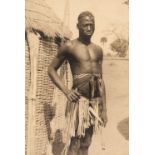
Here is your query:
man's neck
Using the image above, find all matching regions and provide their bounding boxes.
[78,35,91,45]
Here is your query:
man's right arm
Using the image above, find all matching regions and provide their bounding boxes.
[48,45,70,95]
[48,44,80,102]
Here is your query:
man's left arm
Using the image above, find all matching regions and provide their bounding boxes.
[99,46,108,127]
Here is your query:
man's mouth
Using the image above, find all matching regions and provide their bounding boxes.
[86,31,93,34]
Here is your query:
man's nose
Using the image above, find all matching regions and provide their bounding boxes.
[87,25,91,30]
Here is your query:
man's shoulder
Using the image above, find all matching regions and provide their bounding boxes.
[58,39,78,55]
[59,40,73,53]
[62,39,77,49]
[65,39,81,50]
[70,39,79,45]
[91,42,103,51]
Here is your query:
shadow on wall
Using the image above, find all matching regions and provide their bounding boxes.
[44,103,56,141]
[117,117,129,140]
[44,103,65,155]
[52,130,65,155]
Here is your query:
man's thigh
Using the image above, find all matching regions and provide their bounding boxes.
[69,126,93,151]
[80,126,93,148]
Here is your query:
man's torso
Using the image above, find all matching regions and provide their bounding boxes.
[65,39,103,98]
[66,39,103,74]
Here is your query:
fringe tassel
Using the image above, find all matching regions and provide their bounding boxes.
[77,98,90,136]
[62,101,79,155]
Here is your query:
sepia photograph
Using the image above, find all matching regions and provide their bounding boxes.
[25,0,129,155]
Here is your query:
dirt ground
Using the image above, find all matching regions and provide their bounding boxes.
[89,59,129,155]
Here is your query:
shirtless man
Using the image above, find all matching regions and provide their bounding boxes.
[48,11,107,155]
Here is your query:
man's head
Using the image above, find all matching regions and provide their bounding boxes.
[77,11,95,38]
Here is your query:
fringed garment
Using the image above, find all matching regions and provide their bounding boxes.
[62,74,105,155]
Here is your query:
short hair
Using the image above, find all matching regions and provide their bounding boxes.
[78,11,95,22]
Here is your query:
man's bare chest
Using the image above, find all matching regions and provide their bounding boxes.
[68,45,100,62]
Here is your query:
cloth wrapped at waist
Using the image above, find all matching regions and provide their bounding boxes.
[72,73,103,99]
[65,73,105,136]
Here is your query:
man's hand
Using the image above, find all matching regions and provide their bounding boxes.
[66,89,81,103]
[101,110,108,127]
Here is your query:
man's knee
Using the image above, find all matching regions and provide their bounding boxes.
[80,135,92,149]
[80,131,93,149]
[69,137,80,152]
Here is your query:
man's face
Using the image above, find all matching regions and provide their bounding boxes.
[78,16,95,37]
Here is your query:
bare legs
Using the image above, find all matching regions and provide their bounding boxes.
[67,126,93,155]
